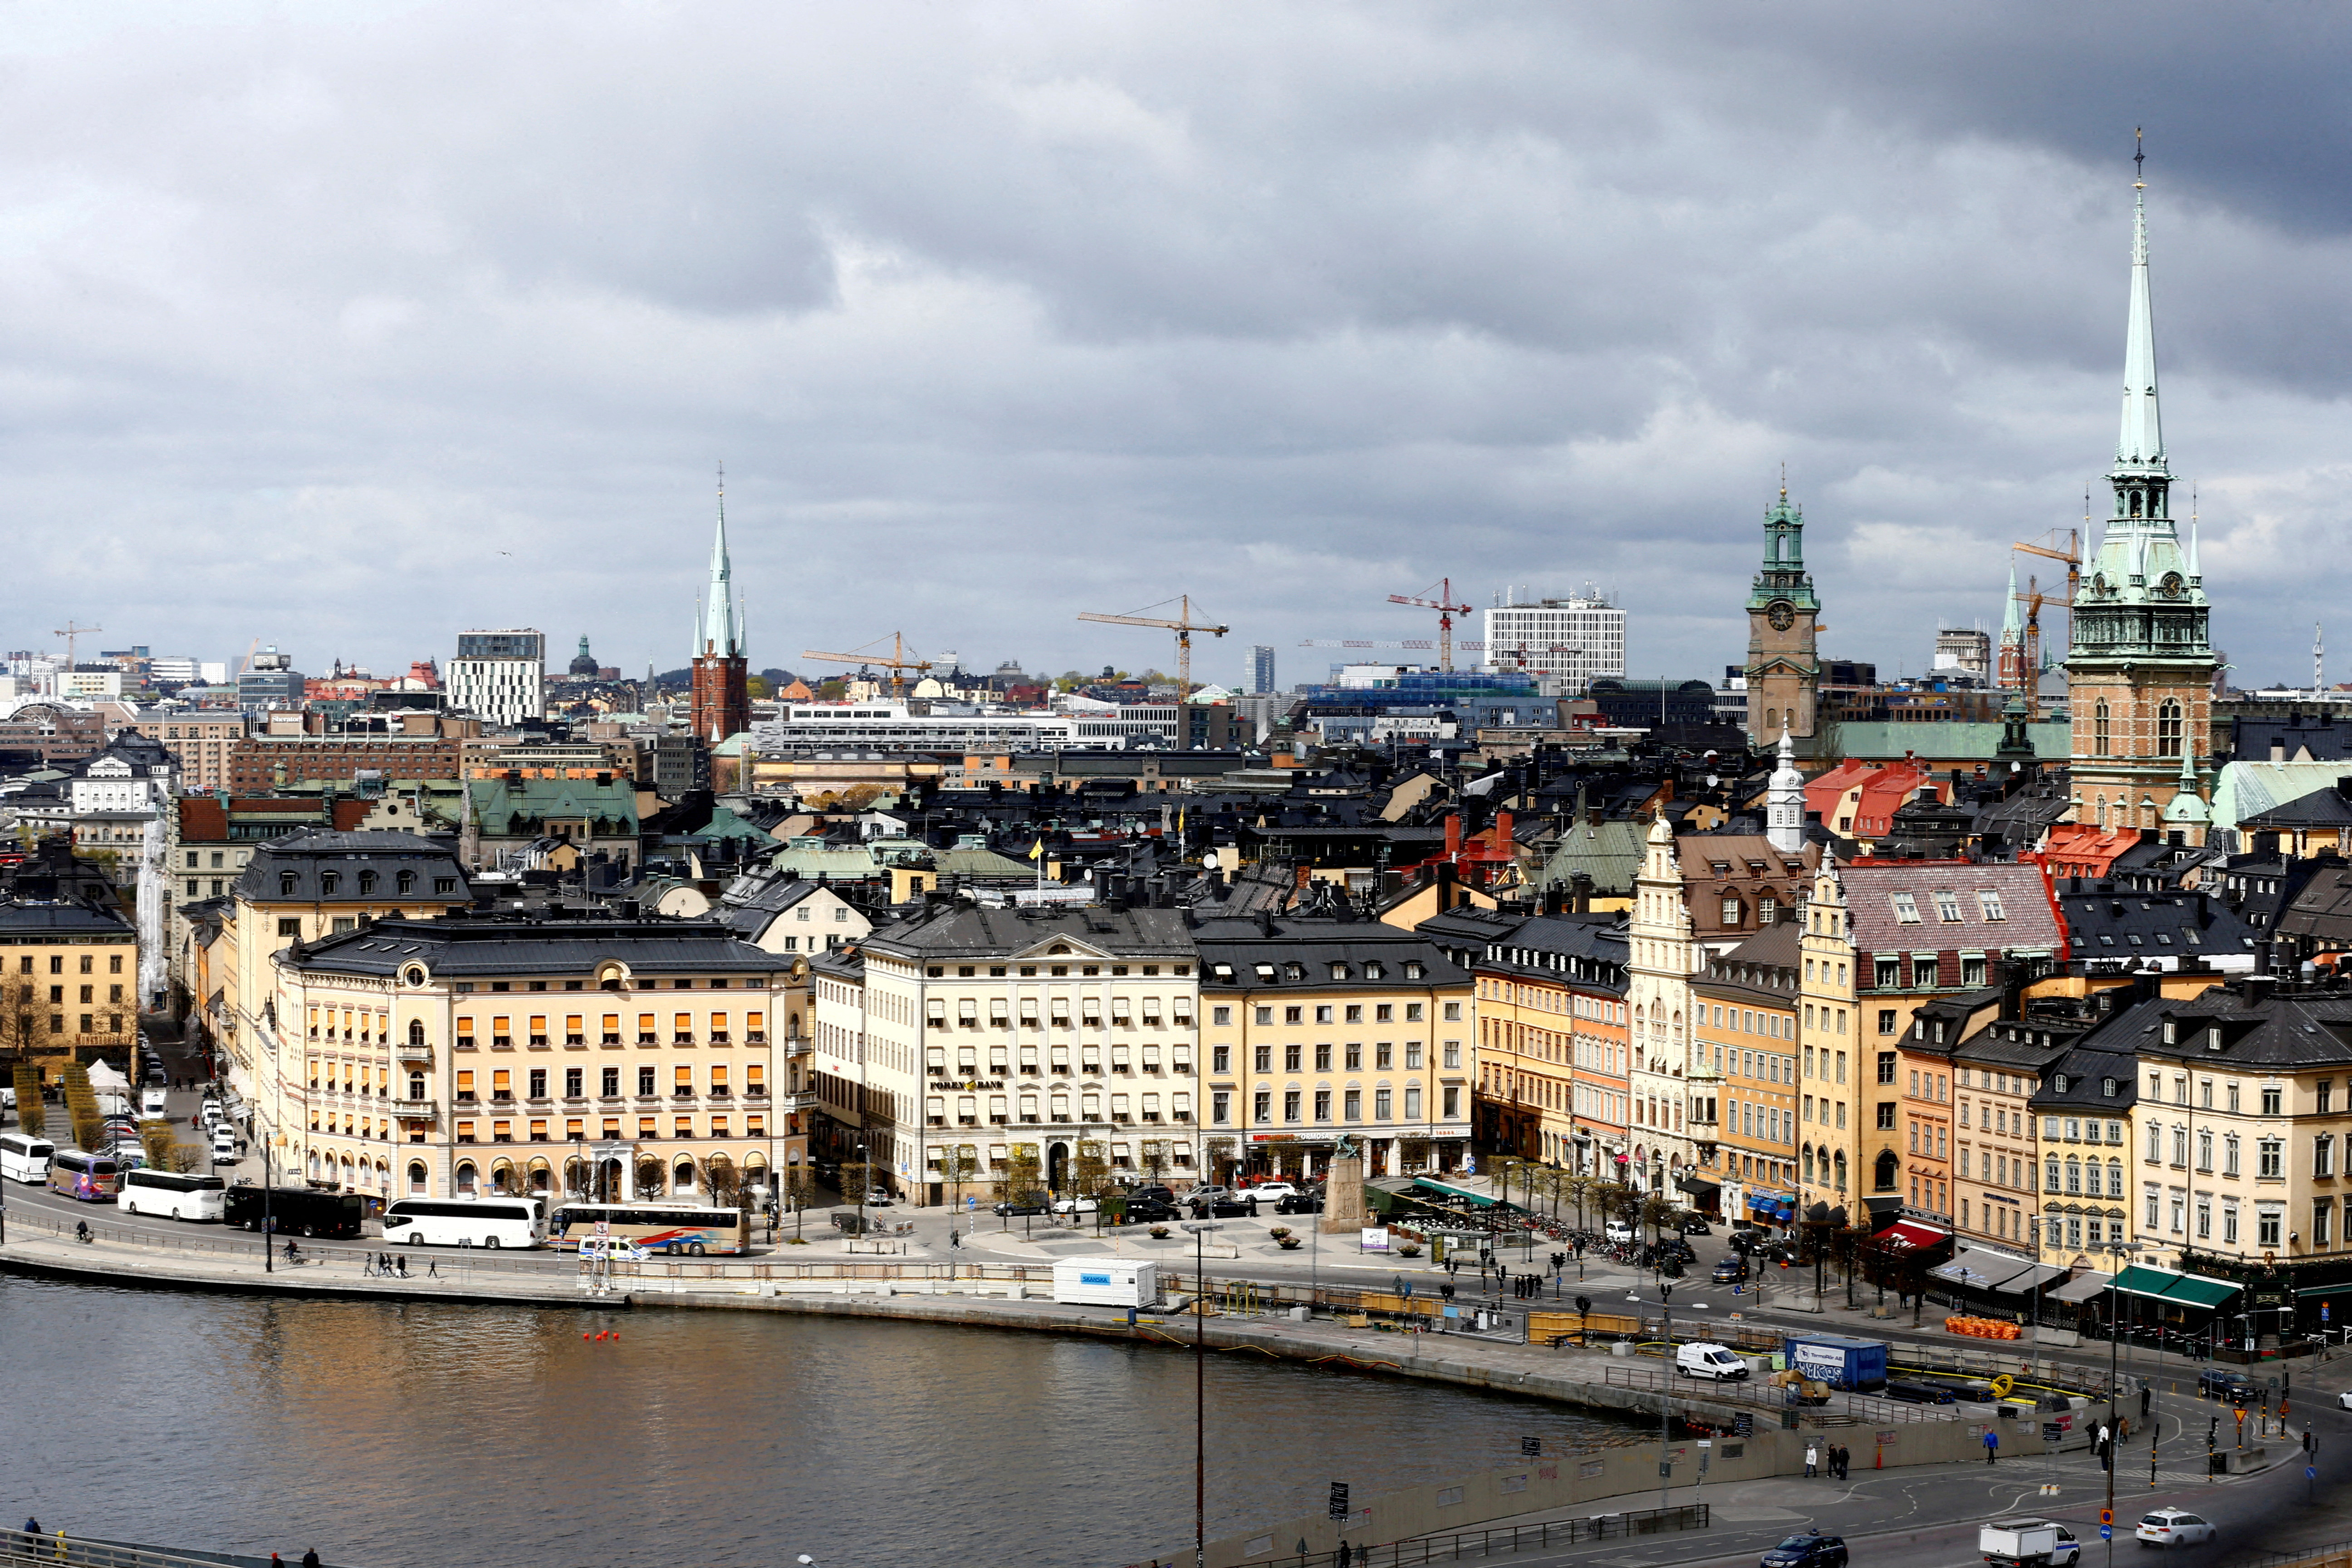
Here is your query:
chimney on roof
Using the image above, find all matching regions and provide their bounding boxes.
[1495,809,1513,848]
[1444,813,1461,858]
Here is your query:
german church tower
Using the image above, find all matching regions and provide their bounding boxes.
[2066,153,2216,838]
[1744,487,1822,755]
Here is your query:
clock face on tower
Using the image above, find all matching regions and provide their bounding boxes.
[1767,600,1795,631]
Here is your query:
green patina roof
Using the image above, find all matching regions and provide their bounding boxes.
[468,776,639,837]
[1830,721,2071,763]
[1535,816,1646,894]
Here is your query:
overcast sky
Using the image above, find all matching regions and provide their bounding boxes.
[4,3,2347,691]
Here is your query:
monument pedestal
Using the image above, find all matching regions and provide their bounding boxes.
[1318,1153,1368,1236]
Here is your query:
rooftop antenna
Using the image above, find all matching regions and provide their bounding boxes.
[2134,127,2145,189]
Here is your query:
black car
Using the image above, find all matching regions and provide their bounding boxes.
[1883,1379,1956,1405]
[1122,1199,1179,1224]
[1711,1257,1750,1283]
[1203,1197,1255,1217]
[1276,1192,1326,1215]
[1760,1533,1846,1568]
[1680,1216,1712,1236]
[1127,1184,1179,1206]
[2198,1369,2254,1404]
[993,1196,1050,1217]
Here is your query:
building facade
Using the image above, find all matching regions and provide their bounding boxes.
[263,911,795,1205]
[1198,915,1473,1181]
[1483,594,1626,692]
[811,906,1205,1204]
[1690,924,1801,1226]
[690,490,750,745]
[1625,814,1696,1194]
[447,631,547,727]
[146,712,250,794]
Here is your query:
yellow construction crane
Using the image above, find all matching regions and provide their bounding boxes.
[1078,595,1229,704]
[2012,528,2082,720]
[799,632,932,701]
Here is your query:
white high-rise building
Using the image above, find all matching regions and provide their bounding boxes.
[1484,593,1625,692]
[447,630,546,726]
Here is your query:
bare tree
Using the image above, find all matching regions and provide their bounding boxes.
[937,1143,978,1210]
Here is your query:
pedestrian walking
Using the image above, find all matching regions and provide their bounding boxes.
[1805,1442,1818,1478]
[22,1517,39,1541]
[2141,1385,2151,1419]
[302,1549,320,1568]
[1983,1428,1999,1464]
[426,1258,438,1278]
[1838,1444,1851,1479]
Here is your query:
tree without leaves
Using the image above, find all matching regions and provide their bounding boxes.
[995,1143,1042,1206]
[937,1144,978,1209]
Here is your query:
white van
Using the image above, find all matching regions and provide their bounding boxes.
[139,1087,168,1118]
[1676,1341,1751,1381]
[210,1127,239,1164]
[0,1132,53,1184]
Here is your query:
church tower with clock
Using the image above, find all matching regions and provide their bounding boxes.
[1744,485,1822,755]
[2065,153,2216,840]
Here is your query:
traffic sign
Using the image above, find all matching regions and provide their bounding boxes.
[2100,1528,2113,1542]
[1329,1483,1350,1521]
[2310,1467,2320,1481]
[2100,1509,2113,1526]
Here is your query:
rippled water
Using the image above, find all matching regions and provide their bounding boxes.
[0,1277,1635,1568]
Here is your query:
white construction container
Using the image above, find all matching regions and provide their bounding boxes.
[1051,1257,1161,1308]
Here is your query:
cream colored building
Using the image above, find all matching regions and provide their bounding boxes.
[1626,814,1698,1194]
[146,711,250,795]
[809,905,1203,1203]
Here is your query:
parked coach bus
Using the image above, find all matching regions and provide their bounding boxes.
[223,1186,367,1239]
[552,1203,749,1256]
[382,1197,547,1249]
[47,1151,122,1202]
[0,1133,52,1185]
[118,1168,228,1223]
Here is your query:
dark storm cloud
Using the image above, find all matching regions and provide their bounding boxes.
[0,2,2345,689]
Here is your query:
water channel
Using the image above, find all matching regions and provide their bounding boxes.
[1,1277,1641,1568]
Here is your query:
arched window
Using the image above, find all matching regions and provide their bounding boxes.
[2095,796,2108,829]
[2094,701,2111,757]
[2107,1158,2123,1196]
[673,1156,698,1193]
[2158,699,2183,757]
[1833,1150,1847,1191]
[1872,1149,1898,1192]
[2045,1157,2061,1192]
[455,1161,477,1193]
[408,1019,426,1046]
[1802,1144,1816,1182]
[2065,1156,2082,1194]
[1765,708,1779,734]
[407,1161,427,1196]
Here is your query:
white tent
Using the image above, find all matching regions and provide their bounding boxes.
[86,1061,130,1094]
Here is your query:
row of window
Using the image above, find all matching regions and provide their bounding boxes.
[447,1013,767,1046]
[2150,1068,2297,1112]
[2144,1121,2298,1177]
[1210,1085,1459,1125]
[277,868,457,897]
[932,996,1193,1026]
[1887,889,2008,925]
[455,1115,769,1143]
[9,953,122,975]
[927,1042,1194,1074]
[926,1090,1193,1124]
[451,1064,768,1100]
[2146,1188,2296,1248]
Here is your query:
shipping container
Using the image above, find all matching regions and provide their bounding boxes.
[1051,1257,1161,1308]
[1782,1333,1888,1391]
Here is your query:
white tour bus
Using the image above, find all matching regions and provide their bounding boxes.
[382,1196,548,1249]
[0,1133,53,1185]
[118,1168,229,1222]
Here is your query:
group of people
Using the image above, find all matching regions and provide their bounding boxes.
[1803,1441,1853,1479]
[360,1253,412,1279]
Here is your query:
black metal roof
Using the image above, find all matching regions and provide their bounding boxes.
[0,901,134,936]
[858,903,1196,961]
[283,912,788,979]
[233,829,472,904]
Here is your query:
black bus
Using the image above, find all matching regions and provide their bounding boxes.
[223,1186,366,1239]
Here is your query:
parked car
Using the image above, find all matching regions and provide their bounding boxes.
[1182,1184,1234,1206]
[1051,1196,1100,1216]
[2337,1388,2352,1412]
[1205,1197,1255,1217]
[1711,1257,1750,1283]
[1604,1220,1635,1244]
[1676,1342,1750,1381]
[1679,1215,1713,1236]
[863,1190,895,1208]
[209,1128,239,1164]
[2134,1510,2214,1548]
[1123,1199,1179,1225]
[1241,1181,1301,1206]
[1760,1532,1847,1568]
[1275,1192,1326,1215]
[993,1195,1049,1217]
[2198,1370,2254,1404]
[1126,1184,1178,1206]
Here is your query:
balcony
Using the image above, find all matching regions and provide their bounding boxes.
[395,1043,430,1064]
[776,1091,816,1112]
[783,1037,811,1058]
[394,1100,439,1119]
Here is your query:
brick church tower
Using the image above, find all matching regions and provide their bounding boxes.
[691,477,750,745]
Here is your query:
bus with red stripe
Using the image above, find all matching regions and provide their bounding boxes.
[551,1203,749,1256]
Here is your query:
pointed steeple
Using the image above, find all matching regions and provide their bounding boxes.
[2118,130,2165,472]
[1767,725,1805,853]
[2001,562,2022,637]
[701,466,740,659]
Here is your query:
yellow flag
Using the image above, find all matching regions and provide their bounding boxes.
[1028,838,1043,861]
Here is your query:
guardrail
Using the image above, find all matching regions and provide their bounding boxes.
[1241,1503,1711,1568]
[1599,1362,1946,1424]
[0,1529,343,1568]
[2225,1541,2352,1568]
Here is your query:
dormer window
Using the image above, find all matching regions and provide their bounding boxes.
[1890,893,1921,925]
[319,872,339,896]
[2053,1075,2068,1093]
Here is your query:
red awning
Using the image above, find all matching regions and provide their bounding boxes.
[1879,1219,1951,1250]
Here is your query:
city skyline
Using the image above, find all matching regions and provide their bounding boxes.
[0,7,2346,686]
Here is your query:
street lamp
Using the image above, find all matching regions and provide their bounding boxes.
[1625,1278,1708,1517]
[2101,1238,2144,1568]
[1182,1220,1224,1568]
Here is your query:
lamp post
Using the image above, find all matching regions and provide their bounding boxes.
[1182,1220,1224,1568]
[2103,1239,2143,1568]
[262,1132,274,1273]
[1626,1278,1707,1517]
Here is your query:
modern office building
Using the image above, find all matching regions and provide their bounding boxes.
[1483,593,1625,691]
[447,631,546,726]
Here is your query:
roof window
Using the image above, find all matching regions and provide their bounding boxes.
[1890,892,1921,924]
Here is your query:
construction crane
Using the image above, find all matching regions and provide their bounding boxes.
[799,632,933,700]
[1387,579,1475,672]
[2012,528,2082,720]
[52,622,101,684]
[1078,595,1228,704]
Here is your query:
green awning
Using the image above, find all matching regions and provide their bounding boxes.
[2110,1264,2240,1310]
[2295,1283,2352,1299]
[1411,1176,1527,1212]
